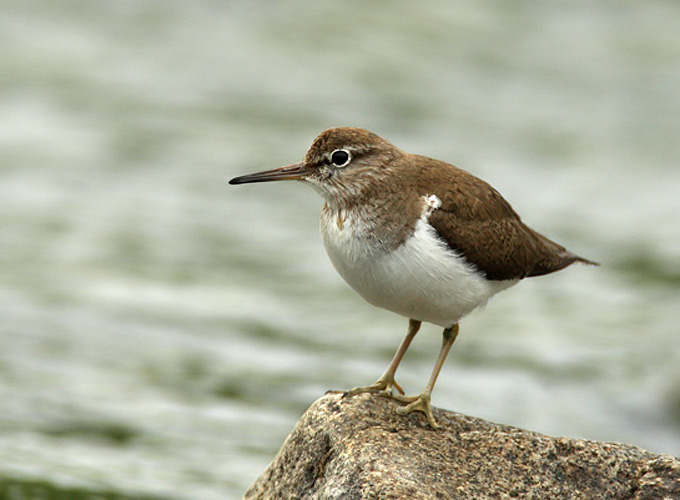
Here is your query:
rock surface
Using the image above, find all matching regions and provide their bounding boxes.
[244,393,679,500]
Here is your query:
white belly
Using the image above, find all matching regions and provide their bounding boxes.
[320,206,516,328]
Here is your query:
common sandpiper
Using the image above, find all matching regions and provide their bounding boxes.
[229,127,597,428]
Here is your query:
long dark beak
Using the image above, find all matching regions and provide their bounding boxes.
[229,162,309,185]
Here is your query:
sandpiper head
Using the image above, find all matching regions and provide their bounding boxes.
[229,127,401,201]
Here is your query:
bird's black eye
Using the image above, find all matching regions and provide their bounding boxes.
[330,149,351,167]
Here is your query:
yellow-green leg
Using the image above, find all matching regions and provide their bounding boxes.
[393,323,460,429]
[345,319,422,397]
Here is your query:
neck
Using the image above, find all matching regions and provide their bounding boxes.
[307,174,379,211]
[319,181,424,254]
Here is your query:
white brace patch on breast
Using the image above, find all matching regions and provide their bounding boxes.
[422,194,442,219]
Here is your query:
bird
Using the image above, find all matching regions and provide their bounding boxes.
[229,127,597,428]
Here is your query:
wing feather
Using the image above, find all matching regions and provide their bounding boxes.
[410,155,595,281]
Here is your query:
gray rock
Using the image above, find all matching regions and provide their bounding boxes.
[244,393,679,500]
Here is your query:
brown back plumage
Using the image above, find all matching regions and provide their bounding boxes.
[410,154,597,281]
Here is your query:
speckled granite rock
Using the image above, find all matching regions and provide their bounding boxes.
[243,393,679,500]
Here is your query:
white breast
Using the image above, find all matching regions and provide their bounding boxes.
[320,196,517,327]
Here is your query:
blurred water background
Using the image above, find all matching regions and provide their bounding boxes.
[1,1,679,498]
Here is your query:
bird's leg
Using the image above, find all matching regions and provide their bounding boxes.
[393,323,460,429]
[344,319,421,398]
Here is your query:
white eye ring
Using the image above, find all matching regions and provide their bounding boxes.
[330,149,351,167]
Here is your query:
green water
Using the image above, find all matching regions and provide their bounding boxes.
[1,1,679,498]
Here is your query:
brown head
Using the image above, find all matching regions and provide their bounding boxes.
[229,127,404,203]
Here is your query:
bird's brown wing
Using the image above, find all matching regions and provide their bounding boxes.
[415,157,593,281]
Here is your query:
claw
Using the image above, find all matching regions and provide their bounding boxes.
[345,373,405,399]
[394,391,439,429]
[325,389,350,396]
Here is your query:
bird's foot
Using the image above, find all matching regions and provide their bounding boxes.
[392,390,439,429]
[341,373,405,399]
